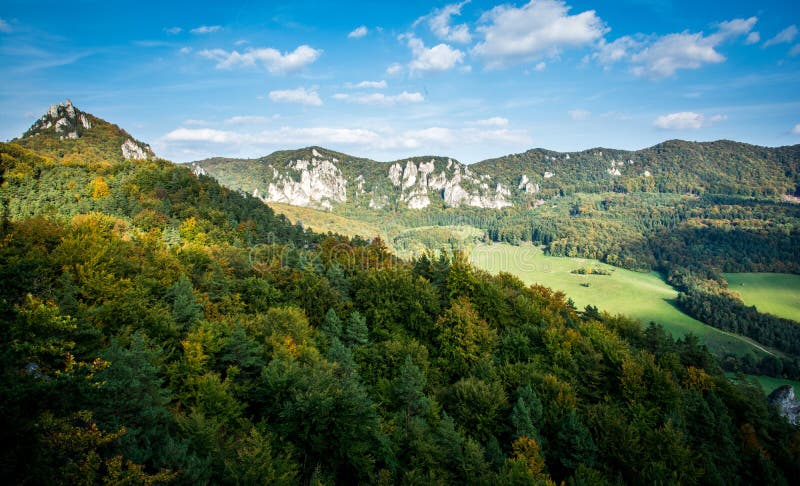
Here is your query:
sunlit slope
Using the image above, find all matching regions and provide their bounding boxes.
[470,243,773,357]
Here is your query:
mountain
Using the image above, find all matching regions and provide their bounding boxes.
[190,140,800,212]
[1,101,308,247]
[11,99,154,163]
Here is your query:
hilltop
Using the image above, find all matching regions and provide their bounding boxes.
[11,99,155,164]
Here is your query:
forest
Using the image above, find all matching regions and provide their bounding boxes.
[3,136,800,484]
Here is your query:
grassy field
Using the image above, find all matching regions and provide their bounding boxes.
[470,243,773,358]
[726,372,800,396]
[724,273,800,322]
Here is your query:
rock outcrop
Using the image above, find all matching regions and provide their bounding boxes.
[768,385,800,425]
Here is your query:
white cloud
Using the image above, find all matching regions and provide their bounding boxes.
[333,91,424,105]
[234,39,249,46]
[164,128,240,143]
[183,119,209,126]
[346,80,387,89]
[631,32,726,78]
[0,18,12,33]
[712,17,758,42]
[790,44,800,57]
[268,87,323,106]
[415,1,472,44]
[745,32,761,45]
[191,25,222,34]
[386,63,403,76]
[595,17,757,78]
[179,47,192,54]
[764,25,798,47]
[534,61,546,71]
[792,124,800,135]
[404,35,464,73]
[164,26,182,35]
[199,45,322,73]
[653,112,726,130]
[568,109,591,121]
[225,116,270,125]
[472,0,607,69]
[348,25,368,39]
[654,112,704,130]
[473,117,509,127]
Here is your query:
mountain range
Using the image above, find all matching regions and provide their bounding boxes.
[191,140,800,212]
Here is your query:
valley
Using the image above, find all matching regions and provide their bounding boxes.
[2,99,800,484]
[469,243,777,358]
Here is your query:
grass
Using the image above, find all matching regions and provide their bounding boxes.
[469,243,773,358]
[724,273,800,323]
[726,372,800,397]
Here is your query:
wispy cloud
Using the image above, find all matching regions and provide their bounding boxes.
[414,1,472,44]
[164,26,182,35]
[345,80,387,89]
[568,109,591,121]
[225,115,273,124]
[332,91,424,105]
[199,45,322,73]
[268,87,323,106]
[0,18,13,33]
[653,111,726,130]
[191,25,222,35]
[764,25,798,47]
[348,25,368,39]
[594,17,758,79]
[472,117,509,127]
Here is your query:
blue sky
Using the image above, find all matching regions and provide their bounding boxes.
[1,0,799,163]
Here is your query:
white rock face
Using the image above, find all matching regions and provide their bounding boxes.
[406,186,431,209]
[191,163,208,177]
[121,139,150,160]
[643,170,652,177]
[260,157,347,211]
[80,114,92,129]
[544,171,554,179]
[607,168,622,176]
[389,163,403,187]
[518,175,539,194]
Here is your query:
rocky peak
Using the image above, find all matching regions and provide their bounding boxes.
[20,99,155,161]
[26,99,91,140]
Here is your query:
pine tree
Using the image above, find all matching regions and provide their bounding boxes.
[321,308,342,340]
[168,274,201,327]
[344,311,369,346]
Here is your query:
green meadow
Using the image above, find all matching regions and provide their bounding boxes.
[470,243,774,358]
[724,273,800,323]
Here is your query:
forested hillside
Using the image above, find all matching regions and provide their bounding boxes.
[2,104,800,484]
